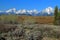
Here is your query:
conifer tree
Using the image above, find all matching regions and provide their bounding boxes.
[54,6,58,25]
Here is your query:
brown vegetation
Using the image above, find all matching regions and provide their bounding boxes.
[17,16,54,24]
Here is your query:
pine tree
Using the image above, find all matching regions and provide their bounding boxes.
[54,6,58,25]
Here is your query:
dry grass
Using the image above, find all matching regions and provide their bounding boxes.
[0,15,54,24]
[17,16,54,24]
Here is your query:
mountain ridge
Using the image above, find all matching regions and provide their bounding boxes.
[0,7,54,16]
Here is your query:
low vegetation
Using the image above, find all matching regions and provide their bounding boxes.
[0,24,60,40]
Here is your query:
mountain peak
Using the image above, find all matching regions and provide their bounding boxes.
[6,8,16,13]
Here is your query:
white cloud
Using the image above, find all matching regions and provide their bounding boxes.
[42,7,54,14]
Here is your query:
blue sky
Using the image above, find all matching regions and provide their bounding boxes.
[0,0,60,11]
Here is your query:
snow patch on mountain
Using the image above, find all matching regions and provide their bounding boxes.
[16,9,27,14]
[6,8,16,13]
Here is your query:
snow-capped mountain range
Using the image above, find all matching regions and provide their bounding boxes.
[0,7,54,16]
